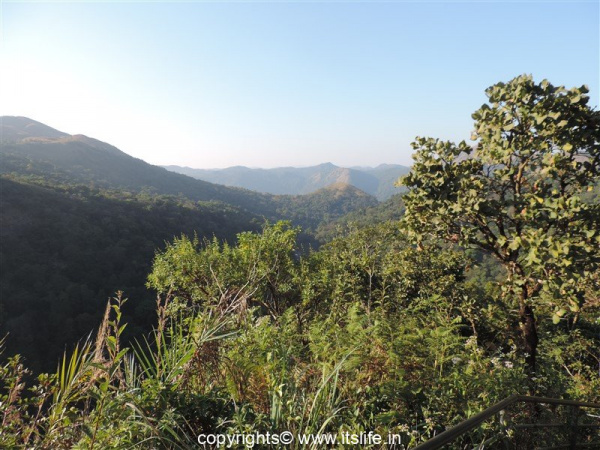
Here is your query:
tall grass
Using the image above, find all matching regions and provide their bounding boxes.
[0,293,235,449]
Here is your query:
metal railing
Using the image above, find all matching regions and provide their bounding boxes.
[413,395,600,450]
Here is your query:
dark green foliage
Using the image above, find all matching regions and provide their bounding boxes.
[0,175,260,371]
[274,183,378,236]
[315,193,405,241]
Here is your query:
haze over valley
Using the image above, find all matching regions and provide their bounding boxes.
[163,163,410,200]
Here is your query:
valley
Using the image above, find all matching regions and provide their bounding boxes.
[0,116,392,370]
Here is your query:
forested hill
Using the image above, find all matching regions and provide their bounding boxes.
[0,116,380,370]
[0,117,279,217]
[0,117,378,228]
[0,176,266,370]
[315,192,405,241]
[275,182,378,232]
[164,162,410,200]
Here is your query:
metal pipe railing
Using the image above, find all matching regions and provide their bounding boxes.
[412,395,600,450]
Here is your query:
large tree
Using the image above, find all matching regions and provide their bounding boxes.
[400,75,600,374]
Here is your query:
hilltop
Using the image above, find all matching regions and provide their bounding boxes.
[163,161,410,200]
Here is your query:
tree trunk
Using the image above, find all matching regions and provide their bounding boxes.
[519,301,538,375]
[519,286,541,440]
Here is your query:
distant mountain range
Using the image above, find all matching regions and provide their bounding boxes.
[0,117,382,221]
[163,162,410,201]
[0,116,390,370]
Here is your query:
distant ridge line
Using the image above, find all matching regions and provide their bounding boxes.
[163,162,410,201]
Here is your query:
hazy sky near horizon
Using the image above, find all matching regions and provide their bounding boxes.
[1,1,598,169]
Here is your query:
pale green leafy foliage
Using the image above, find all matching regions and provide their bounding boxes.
[402,76,599,300]
[204,223,535,446]
[1,219,599,448]
[400,75,600,371]
[148,221,300,318]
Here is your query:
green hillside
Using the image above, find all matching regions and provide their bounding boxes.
[315,192,406,241]
[0,117,379,231]
[0,176,263,370]
[0,117,279,217]
[0,117,381,370]
[274,182,378,233]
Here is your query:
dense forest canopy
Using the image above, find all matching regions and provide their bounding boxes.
[0,76,599,448]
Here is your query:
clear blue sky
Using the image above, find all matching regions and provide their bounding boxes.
[1,1,598,168]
